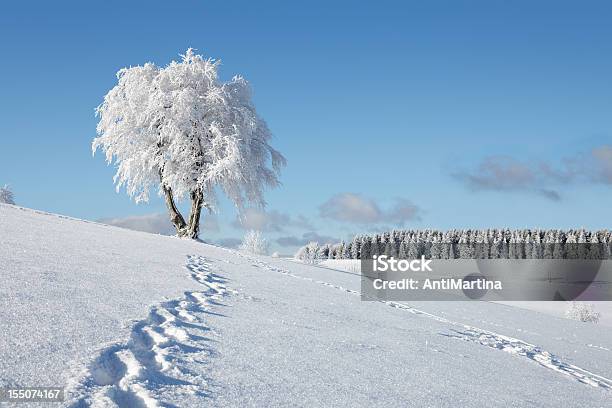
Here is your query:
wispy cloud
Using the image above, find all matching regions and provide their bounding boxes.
[452,145,612,201]
[318,193,422,225]
[98,212,219,235]
[452,156,562,201]
[593,145,612,183]
[232,208,313,232]
[98,213,176,235]
[215,237,242,249]
[276,232,338,247]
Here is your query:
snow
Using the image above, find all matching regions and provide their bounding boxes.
[498,301,612,327]
[0,204,205,402]
[318,258,361,272]
[317,259,612,327]
[1,204,612,407]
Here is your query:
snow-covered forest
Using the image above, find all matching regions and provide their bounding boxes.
[296,229,612,261]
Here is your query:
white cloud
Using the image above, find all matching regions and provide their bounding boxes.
[99,212,219,235]
[319,193,422,225]
[215,237,242,248]
[453,145,612,201]
[593,145,612,183]
[232,208,313,232]
[276,232,338,247]
[452,156,561,201]
[99,213,175,235]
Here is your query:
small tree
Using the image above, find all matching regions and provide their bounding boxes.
[336,242,345,259]
[407,236,419,259]
[360,236,371,260]
[430,235,442,259]
[350,236,361,259]
[587,234,602,260]
[345,242,353,259]
[93,49,285,239]
[565,302,600,323]
[565,233,579,259]
[398,238,409,259]
[319,244,331,259]
[295,241,321,264]
[553,231,565,259]
[239,230,269,255]
[0,185,14,205]
[370,236,380,257]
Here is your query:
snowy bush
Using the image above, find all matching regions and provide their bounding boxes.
[0,185,14,205]
[271,252,280,258]
[565,302,600,323]
[239,230,269,255]
[294,242,322,264]
[294,245,308,262]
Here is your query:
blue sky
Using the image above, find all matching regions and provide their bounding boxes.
[1,0,611,252]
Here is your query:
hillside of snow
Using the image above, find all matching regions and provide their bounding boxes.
[1,203,612,407]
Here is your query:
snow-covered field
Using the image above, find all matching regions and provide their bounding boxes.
[317,259,361,273]
[316,259,612,327]
[1,203,612,407]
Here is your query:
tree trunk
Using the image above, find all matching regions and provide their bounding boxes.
[185,188,204,239]
[161,184,187,235]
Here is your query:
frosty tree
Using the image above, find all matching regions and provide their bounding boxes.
[239,230,269,255]
[93,49,285,239]
[0,185,15,205]
[294,241,322,264]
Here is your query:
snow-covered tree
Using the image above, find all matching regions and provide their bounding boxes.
[0,185,14,205]
[543,231,555,259]
[489,237,501,259]
[328,245,336,260]
[458,233,473,259]
[531,231,543,259]
[430,234,442,259]
[345,242,353,259]
[335,245,343,259]
[407,236,419,259]
[360,236,371,260]
[93,49,285,239]
[350,236,361,259]
[398,238,409,259]
[587,234,602,260]
[384,241,394,257]
[239,230,269,255]
[577,230,589,259]
[565,232,579,259]
[321,228,612,261]
[294,245,308,261]
[370,236,380,257]
[294,241,322,264]
[318,244,331,259]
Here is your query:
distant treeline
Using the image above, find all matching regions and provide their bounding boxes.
[295,229,612,261]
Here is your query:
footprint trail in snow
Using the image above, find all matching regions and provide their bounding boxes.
[65,255,229,408]
[240,253,612,390]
